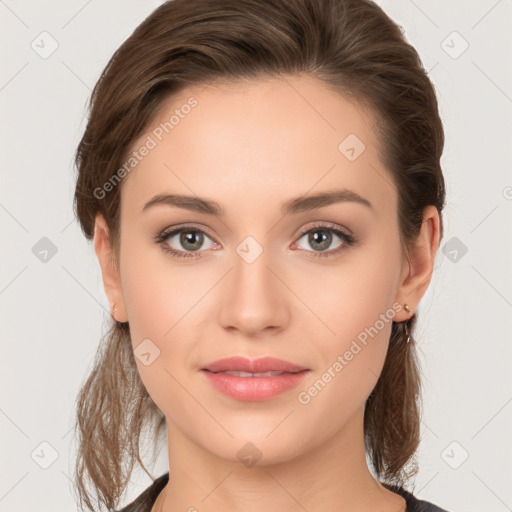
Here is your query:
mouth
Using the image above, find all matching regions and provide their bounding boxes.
[203,369,305,377]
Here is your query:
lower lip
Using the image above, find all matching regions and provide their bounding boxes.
[201,369,311,401]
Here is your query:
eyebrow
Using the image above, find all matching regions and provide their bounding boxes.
[141,188,373,217]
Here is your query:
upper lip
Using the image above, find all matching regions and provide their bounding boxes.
[202,356,308,373]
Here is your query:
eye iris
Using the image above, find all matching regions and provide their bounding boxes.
[181,230,203,251]
[309,229,331,251]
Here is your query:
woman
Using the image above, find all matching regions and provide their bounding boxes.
[72,0,450,511]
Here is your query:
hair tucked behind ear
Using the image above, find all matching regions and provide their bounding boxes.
[72,0,445,509]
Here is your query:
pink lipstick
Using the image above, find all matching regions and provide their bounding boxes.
[201,356,311,401]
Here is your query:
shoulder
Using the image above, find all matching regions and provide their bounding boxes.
[381,482,451,512]
[115,472,169,512]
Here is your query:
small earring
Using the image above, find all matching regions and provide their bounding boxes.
[111,302,118,318]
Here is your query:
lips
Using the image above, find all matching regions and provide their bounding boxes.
[202,356,308,374]
[201,356,311,401]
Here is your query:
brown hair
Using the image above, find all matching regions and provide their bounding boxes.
[72,0,446,510]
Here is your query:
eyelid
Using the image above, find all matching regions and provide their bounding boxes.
[296,221,352,238]
[155,222,217,241]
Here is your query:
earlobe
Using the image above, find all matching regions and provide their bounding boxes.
[93,214,128,322]
[394,205,441,322]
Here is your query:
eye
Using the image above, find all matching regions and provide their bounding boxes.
[155,225,218,259]
[292,222,356,258]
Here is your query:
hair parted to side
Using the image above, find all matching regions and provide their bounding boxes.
[72,0,446,510]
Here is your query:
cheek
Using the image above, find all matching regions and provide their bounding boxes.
[294,237,401,410]
[294,236,400,347]
[118,243,212,412]
[295,285,396,438]
[119,237,207,342]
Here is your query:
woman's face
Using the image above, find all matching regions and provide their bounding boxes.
[98,74,423,465]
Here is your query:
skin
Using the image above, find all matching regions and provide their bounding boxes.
[94,73,440,512]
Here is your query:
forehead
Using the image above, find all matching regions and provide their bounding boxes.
[120,74,396,219]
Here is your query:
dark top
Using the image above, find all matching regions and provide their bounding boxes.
[116,472,450,512]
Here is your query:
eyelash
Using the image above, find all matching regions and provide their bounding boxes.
[154,222,357,260]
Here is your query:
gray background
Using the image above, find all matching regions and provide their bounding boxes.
[1,0,511,510]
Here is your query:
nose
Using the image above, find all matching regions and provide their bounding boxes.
[217,248,290,336]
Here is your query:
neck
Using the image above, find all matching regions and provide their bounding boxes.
[156,406,405,512]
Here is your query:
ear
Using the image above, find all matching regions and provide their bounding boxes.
[394,205,441,322]
[93,213,128,323]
